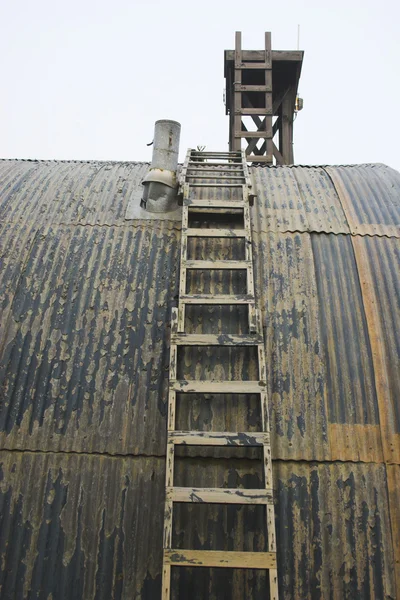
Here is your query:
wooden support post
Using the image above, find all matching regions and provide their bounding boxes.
[234,31,242,152]
[282,89,294,164]
[178,206,188,332]
[265,32,273,163]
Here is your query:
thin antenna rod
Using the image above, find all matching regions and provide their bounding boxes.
[297,24,300,50]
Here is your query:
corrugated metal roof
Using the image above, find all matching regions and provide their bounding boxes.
[252,163,400,237]
[252,230,330,461]
[252,165,351,234]
[312,233,379,424]
[326,164,400,238]
[0,159,149,226]
[352,235,400,464]
[0,450,164,599]
[0,451,395,599]
[0,221,180,455]
[311,233,384,463]
[274,461,395,599]
[0,159,399,598]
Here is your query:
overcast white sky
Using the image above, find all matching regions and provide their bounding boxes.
[1,0,399,170]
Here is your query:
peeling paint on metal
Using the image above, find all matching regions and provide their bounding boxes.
[251,165,350,234]
[252,230,330,461]
[0,159,150,226]
[171,459,395,599]
[325,164,400,238]
[0,222,180,455]
[275,461,395,600]
[351,235,400,463]
[0,451,163,599]
[0,159,399,599]
[311,233,384,462]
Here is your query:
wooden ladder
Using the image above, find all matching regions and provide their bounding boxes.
[162,149,278,599]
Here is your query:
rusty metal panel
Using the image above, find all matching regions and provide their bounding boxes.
[0,158,399,599]
[171,458,395,599]
[0,452,395,600]
[352,236,400,464]
[274,461,395,600]
[325,164,400,238]
[311,233,383,462]
[251,165,350,234]
[0,222,180,455]
[0,450,164,600]
[252,230,330,461]
[0,159,149,226]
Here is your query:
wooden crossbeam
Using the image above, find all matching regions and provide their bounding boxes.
[170,380,266,393]
[167,487,274,504]
[184,260,250,270]
[168,430,270,445]
[179,294,254,304]
[185,228,247,238]
[164,549,277,569]
[171,333,263,346]
[184,200,245,209]
[190,182,244,187]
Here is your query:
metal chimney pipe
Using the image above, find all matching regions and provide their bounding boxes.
[141,119,181,212]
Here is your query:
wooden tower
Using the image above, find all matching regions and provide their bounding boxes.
[224,32,303,164]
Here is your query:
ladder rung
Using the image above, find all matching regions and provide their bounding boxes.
[236,108,272,116]
[180,294,254,304]
[190,157,241,161]
[188,176,245,180]
[171,333,263,346]
[164,549,277,569]
[191,152,241,156]
[189,183,244,187]
[187,168,244,173]
[170,380,265,393]
[184,260,251,270]
[168,430,269,446]
[234,84,272,92]
[186,208,244,215]
[185,228,247,237]
[184,200,245,208]
[236,62,269,69]
[235,132,271,139]
[167,487,273,504]
[188,161,242,166]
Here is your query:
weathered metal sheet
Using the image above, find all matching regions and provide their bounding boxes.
[0,222,180,455]
[252,230,330,461]
[274,461,395,600]
[0,450,164,599]
[0,159,149,226]
[311,233,383,462]
[0,451,393,600]
[0,221,39,350]
[172,459,395,599]
[352,235,400,463]
[251,165,350,234]
[0,159,399,599]
[325,164,400,238]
